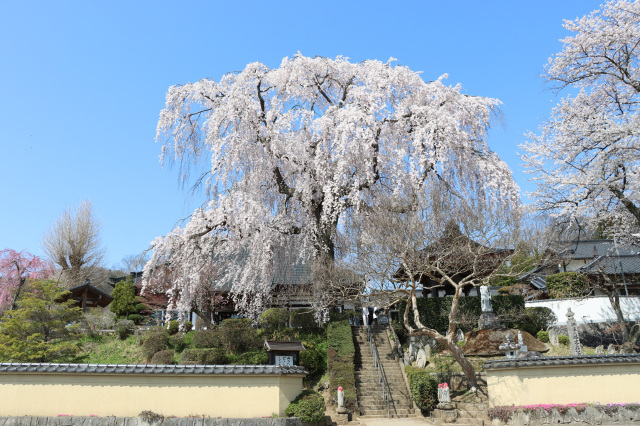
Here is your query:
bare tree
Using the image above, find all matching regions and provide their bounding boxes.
[121,252,150,274]
[42,200,105,288]
[348,187,523,391]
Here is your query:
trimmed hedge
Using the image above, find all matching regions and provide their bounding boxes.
[327,319,356,411]
[235,350,268,365]
[259,308,289,330]
[169,333,188,352]
[398,294,525,332]
[537,331,549,343]
[299,341,326,376]
[192,329,222,348]
[180,348,228,364]
[290,310,318,330]
[405,366,438,414]
[115,319,135,340]
[142,331,170,360]
[518,307,557,336]
[546,272,588,299]
[219,318,261,353]
[285,389,326,423]
[150,350,175,365]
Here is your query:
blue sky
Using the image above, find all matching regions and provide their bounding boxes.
[0,1,603,268]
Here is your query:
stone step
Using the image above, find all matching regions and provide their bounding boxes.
[355,375,407,382]
[359,408,415,416]
[358,397,412,405]
[359,401,413,409]
[352,325,416,419]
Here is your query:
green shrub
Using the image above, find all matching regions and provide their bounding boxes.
[150,350,175,364]
[290,310,318,330]
[546,272,588,299]
[142,331,170,360]
[328,311,352,322]
[259,308,289,330]
[392,319,407,345]
[517,307,557,336]
[169,333,187,352]
[537,331,549,343]
[183,321,193,332]
[327,320,355,358]
[558,335,570,346]
[192,329,222,348]
[398,295,525,332]
[300,342,326,376]
[127,314,143,324]
[236,350,268,365]
[115,319,135,340]
[285,390,326,423]
[168,321,180,335]
[110,278,138,319]
[405,366,438,414]
[327,319,356,411]
[180,348,228,365]
[219,318,261,353]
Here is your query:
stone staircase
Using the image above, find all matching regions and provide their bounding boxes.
[352,325,415,419]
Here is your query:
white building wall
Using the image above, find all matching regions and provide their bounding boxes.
[526,296,640,325]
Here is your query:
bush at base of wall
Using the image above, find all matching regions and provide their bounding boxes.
[285,390,326,423]
[405,365,438,415]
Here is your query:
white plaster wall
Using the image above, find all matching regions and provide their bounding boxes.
[526,296,640,325]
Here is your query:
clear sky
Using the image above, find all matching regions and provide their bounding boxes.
[0,0,603,268]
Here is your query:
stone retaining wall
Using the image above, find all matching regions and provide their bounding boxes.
[490,406,640,425]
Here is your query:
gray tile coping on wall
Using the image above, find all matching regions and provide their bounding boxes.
[0,363,308,375]
[484,353,640,370]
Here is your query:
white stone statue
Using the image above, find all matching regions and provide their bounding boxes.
[480,285,493,313]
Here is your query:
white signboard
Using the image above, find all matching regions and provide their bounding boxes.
[275,355,294,366]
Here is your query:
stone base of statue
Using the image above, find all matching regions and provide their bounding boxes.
[432,405,456,425]
[436,402,454,410]
[478,311,502,330]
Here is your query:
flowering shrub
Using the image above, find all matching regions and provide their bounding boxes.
[487,406,514,423]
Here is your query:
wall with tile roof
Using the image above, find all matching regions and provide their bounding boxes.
[0,363,306,417]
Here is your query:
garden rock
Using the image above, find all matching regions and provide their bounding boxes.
[415,348,428,368]
[462,329,550,356]
[548,327,559,346]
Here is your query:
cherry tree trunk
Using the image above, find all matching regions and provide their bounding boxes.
[445,337,478,390]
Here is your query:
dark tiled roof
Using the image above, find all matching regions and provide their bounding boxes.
[0,363,307,375]
[61,280,114,307]
[529,275,547,290]
[483,354,640,370]
[560,239,639,259]
[264,341,306,352]
[579,254,640,275]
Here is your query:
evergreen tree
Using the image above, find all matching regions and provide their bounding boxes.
[110,277,138,319]
[0,280,83,362]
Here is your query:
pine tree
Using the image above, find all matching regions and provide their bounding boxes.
[0,280,83,362]
[110,277,139,319]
